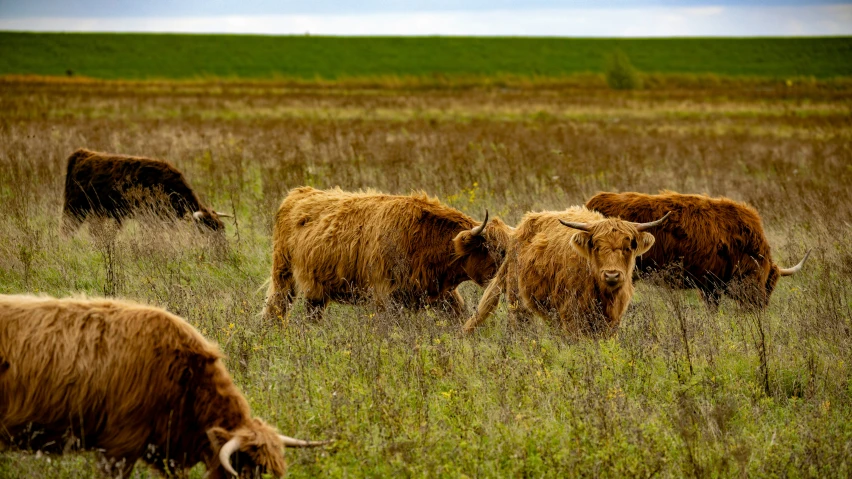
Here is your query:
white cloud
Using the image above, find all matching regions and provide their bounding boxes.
[1,5,851,36]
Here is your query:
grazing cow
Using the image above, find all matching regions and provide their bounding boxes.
[62,148,231,234]
[585,191,810,309]
[262,187,513,322]
[463,207,668,337]
[0,295,329,478]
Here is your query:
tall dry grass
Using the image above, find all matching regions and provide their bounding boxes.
[0,78,850,477]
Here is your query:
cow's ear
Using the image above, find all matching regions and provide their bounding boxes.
[570,232,593,259]
[207,426,232,452]
[453,230,486,256]
[636,232,656,256]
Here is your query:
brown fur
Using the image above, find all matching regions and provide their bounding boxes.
[62,148,224,233]
[586,190,798,309]
[0,294,297,478]
[463,207,656,337]
[262,186,513,322]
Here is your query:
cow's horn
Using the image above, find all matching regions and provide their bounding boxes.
[193,211,204,221]
[470,210,489,236]
[278,434,333,447]
[214,210,234,218]
[219,436,242,477]
[559,219,592,232]
[779,249,812,277]
[634,211,671,232]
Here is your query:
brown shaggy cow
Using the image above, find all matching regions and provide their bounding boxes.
[62,148,231,234]
[0,295,329,478]
[463,207,668,337]
[262,186,513,322]
[585,191,810,309]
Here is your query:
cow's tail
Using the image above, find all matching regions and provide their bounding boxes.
[462,260,508,334]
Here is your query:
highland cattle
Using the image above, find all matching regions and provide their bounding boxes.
[62,148,230,234]
[0,295,329,478]
[463,207,668,337]
[262,187,513,322]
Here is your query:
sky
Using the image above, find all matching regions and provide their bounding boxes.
[0,0,851,36]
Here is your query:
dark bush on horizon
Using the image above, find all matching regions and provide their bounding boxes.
[606,49,643,90]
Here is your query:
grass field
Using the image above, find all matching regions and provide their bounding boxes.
[1,32,851,80]
[0,76,851,477]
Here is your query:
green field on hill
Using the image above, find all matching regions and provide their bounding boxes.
[0,32,850,80]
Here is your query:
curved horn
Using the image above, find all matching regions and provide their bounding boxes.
[193,211,204,221]
[218,436,242,477]
[634,211,671,232]
[779,249,812,277]
[470,209,489,236]
[278,434,333,447]
[559,219,592,232]
[213,210,234,218]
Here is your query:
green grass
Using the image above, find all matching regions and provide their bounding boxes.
[0,78,850,477]
[1,32,851,80]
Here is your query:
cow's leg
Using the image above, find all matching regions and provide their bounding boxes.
[97,452,138,479]
[505,284,533,329]
[304,297,328,322]
[263,255,297,324]
[430,289,466,320]
[698,286,722,313]
[462,264,506,333]
[61,205,87,237]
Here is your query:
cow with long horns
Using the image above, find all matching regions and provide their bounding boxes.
[62,148,232,234]
[585,191,810,309]
[0,295,329,478]
[262,186,513,322]
[463,207,669,337]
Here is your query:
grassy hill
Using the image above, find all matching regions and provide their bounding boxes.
[0,32,850,80]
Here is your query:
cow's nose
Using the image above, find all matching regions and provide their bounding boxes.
[604,271,621,286]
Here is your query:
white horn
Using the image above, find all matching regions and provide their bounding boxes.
[218,436,242,477]
[278,434,333,447]
[779,249,812,277]
[214,210,234,218]
[193,211,204,221]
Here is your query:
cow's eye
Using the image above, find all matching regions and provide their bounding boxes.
[630,238,638,250]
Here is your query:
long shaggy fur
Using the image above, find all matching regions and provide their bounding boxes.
[463,207,656,337]
[262,186,513,322]
[62,148,224,233]
[0,295,292,478]
[586,190,799,309]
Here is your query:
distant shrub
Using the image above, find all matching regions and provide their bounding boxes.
[606,49,643,90]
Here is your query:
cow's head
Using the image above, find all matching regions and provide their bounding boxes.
[207,418,330,478]
[192,208,230,232]
[453,210,514,286]
[562,212,670,293]
[743,249,811,310]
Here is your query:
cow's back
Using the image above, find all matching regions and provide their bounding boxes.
[586,191,772,283]
[272,187,475,300]
[0,295,220,452]
[64,149,200,217]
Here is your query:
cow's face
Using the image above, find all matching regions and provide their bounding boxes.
[453,215,513,286]
[569,219,656,292]
[193,209,226,232]
[207,420,287,479]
